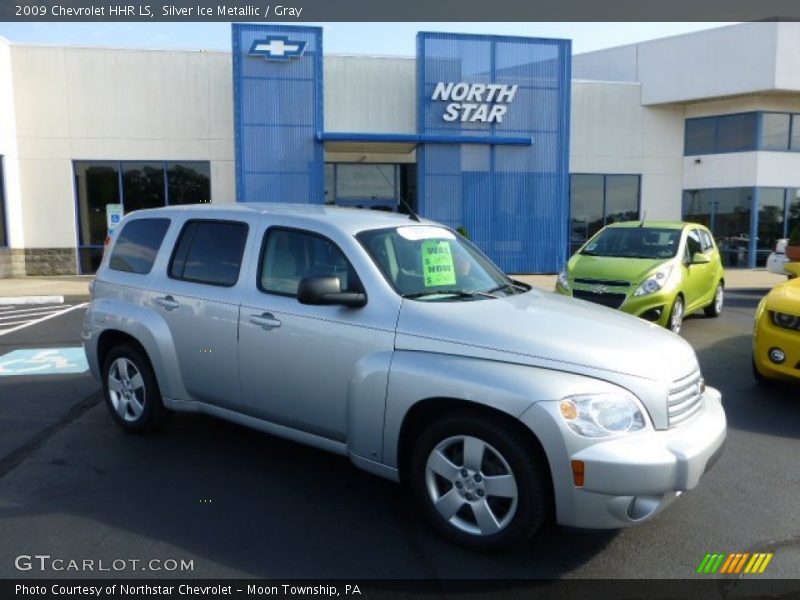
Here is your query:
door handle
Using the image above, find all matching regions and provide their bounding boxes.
[154,295,179,311]
[250,313,281,330]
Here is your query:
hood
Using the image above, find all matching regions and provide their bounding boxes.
[567,254,670,283]
[765,278,800,314]
[395,288,698,385]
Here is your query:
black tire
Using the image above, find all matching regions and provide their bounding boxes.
[668,295,684,334]
[410,412,551,551]
[704,283,724,318]
[102,343,170,433]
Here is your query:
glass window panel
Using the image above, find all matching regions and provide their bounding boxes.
[760,113,790,151]
[756,188,786,266]
[74,161,120,247]
[605,175,640,224]
[109,218,171,274]
[166,161,211,205]
[787,188,800,242]
[169,220,248,287]
[122,162,166,212]
[685,118,716,155]
[713,188,753,267]
[716,113,757,153]
[791,115,800,152]
[78,248,104,275]
[570,174,604,254]
[683,189,713,228]
[335,164,396,200]
[0,156,7,246]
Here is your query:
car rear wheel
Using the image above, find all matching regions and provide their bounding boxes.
[410,413,550,551]
[668,295,684,334]
[704,283,724,318]
[102,344,169,433]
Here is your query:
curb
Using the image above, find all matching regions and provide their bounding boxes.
[0,295,65,306]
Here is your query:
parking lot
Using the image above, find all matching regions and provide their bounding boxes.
[0,285,798,582]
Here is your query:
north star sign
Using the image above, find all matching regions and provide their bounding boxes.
[431,82,519,123]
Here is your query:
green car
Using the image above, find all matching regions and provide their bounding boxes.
[556,221,725,333]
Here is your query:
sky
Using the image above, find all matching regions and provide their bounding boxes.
[0,22,736,56]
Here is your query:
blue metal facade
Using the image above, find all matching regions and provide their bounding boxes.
[417,32,571,273]
[232,24,324,203]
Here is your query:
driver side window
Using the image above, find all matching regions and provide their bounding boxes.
[259,228,363,297]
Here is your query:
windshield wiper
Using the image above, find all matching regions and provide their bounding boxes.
[486,281,528,295]
[402,289,498,300]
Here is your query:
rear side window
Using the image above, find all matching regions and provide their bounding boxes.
[169,220,248,287]
[109,218,170,274]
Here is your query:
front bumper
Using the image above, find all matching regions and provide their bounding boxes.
[555,282,675,328]
[521,386,726,529]
[753,313,800,382]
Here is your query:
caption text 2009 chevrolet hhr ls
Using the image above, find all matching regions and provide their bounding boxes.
[82,205,726,551]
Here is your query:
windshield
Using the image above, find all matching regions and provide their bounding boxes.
[580,227,682,259]
[357,225,526,300]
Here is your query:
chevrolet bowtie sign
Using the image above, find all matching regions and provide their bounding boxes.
[249,37,307,61]
[431,82,519,123]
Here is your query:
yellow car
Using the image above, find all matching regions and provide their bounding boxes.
[753,262,800,384]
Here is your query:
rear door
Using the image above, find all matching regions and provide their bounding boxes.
[148,217,255,411]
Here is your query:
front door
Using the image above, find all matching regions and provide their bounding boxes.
[682,228,711,311]
[238,226,397,442]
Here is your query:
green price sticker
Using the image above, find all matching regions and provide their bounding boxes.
[421,240,456,287]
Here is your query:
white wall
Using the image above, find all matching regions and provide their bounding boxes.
[9,44,236,249]
[570,81,685,220]
[324,56,416,134]
[574,23,800,106]
[0,37,22,247]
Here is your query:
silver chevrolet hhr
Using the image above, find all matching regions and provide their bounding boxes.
[82,204,726,551]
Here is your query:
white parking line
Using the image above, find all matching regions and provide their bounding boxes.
[0,306,72,320]
[0,303,88,337]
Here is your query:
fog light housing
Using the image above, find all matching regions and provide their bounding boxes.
[640,307,663,322]
[769,348,786,364]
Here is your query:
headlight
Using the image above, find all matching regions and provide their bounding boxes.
[557,270,570,290]
[634,264,673,297]
[559,392,648,438]
[772,312,800,331]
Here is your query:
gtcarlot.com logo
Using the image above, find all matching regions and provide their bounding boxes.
[697,552,773,575]
[14,554,194,572]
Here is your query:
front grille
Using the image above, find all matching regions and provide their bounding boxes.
[668,368,705,428]
[573,290,627,309]
[574,278,631,288]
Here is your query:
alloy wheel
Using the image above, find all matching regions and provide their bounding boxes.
[107,357,146,422]
[424,435,519,536]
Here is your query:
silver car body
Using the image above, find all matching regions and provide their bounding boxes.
[767,238,789,276]
[83,204,726,530]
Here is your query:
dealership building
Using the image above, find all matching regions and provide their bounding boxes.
[0,21,799,277]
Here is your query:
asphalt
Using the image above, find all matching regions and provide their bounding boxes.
[0,284,798,583]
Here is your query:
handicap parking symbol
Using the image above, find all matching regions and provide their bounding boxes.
[0,348,89,376]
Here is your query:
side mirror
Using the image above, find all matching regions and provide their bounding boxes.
[785,262,800,279]
[691,252,711,265]
[297,276,367,308]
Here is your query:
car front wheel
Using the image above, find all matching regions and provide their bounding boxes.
[410,413,550,551]
[668,295,684,334]
[102,344,169,433]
